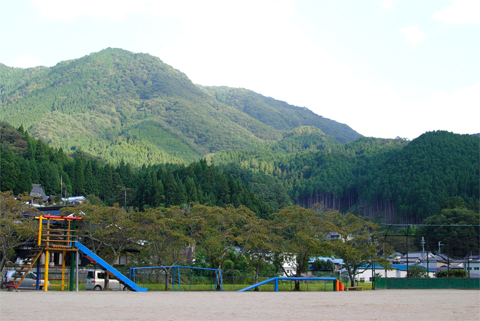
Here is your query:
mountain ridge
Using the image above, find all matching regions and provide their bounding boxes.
[1,48,361,165]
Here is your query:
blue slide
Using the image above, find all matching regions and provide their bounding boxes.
[237,277,336,292]
[76,241,148,292]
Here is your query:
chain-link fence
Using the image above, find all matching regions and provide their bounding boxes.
[376,277,480,289]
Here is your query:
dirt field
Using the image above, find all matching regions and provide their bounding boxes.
[1,289,479,320]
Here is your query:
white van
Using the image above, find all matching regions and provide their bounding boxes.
[3,271,50,290]
[86,270,125,290]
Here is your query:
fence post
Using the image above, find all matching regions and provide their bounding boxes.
[447,226,450,281]
[426,225,430,274]
[467,232,470,278]
[406,225,410,283]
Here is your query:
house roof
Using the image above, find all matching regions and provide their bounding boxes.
[30,184,47,199]
[309,257,344,264]
[62,196,86,203]
[28,205,74,219]
[354,264,435,272]
[392,264,435,272]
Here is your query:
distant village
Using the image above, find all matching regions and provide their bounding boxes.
[9,183,479,283]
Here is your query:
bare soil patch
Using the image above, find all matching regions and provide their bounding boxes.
[1,289,479,320]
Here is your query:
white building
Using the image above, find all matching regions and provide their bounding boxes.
[62,196,86,205]
[464,259,480,278]
[341,264,435,282]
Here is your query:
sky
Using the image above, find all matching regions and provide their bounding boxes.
[1,0,479,140]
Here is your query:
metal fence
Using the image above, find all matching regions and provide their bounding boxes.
[376,277,480,289]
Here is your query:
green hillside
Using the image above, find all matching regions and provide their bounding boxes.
[0,48,361,166]
[203,86,361,144]
[0,121,288,218]
[212,131,479,223]
[2,48,476,224]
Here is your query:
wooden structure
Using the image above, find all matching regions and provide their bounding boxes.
[345,286,364,291]
[6,215,82,291]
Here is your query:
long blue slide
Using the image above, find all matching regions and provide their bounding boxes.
[237,277,336,292]
[76,241,148,292]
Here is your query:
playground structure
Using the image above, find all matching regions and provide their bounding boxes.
[6,214,81,291]
[237,277,344,292]
[6,214,346,293]
[129,266,223,291]
[77,242,147,292]
[6,214,147,292]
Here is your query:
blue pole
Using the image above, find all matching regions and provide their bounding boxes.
[275,279,278,292]
[172,267,175,291]
[36,258,40,290]
[178,266,181,292]
[220,270,223,292]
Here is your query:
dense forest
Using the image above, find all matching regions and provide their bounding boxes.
[212,131,479,223]
[1,48,478,224]
[0,48,360,166]
[1,121,478,224]
[0,122,289,218]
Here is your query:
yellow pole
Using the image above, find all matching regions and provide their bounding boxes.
[61,251,66,290]
[44,250,49,292]
[46,219,50,248]
[38,216,43,246]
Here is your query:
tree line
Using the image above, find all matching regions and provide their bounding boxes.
[0,191,388,290]
[2,121,478,224]
[213,131,479,223]
[0,121,289,218]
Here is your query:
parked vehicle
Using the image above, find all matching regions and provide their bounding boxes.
[3,270,49,290]
[86,270,126,290]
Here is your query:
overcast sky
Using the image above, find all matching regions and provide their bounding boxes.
[1,0,479,139]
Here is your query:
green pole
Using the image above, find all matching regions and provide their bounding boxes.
[69,220,76,291]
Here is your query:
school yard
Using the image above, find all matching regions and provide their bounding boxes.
[1,289,479,320]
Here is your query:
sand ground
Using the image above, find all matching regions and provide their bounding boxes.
[1,289,479,321]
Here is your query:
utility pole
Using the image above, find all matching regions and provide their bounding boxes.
[124,190,127,211]
[438,241,444,254]
[421,237,426,267]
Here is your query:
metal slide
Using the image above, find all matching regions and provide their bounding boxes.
[237,277,337,292]
[76,241,148,292]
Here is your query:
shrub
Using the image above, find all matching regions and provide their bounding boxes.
[435,269,467,278]
[406,264,430,278]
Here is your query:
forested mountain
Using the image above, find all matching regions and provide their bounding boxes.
[1,48,478,224]
[212,131,479,224]
[202,86,360,144]
[0,48,360,166]
[0,122,289,218]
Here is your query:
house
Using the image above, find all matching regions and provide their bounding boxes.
[388,252,402,263]
[62,196,86,205]
[281,255,297,276]
[341,264,436,282]
[325,232,340,241]
[30,184,49,205]
[464,259,480,278]
[309,256,344,272]
[398,252,447,268]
